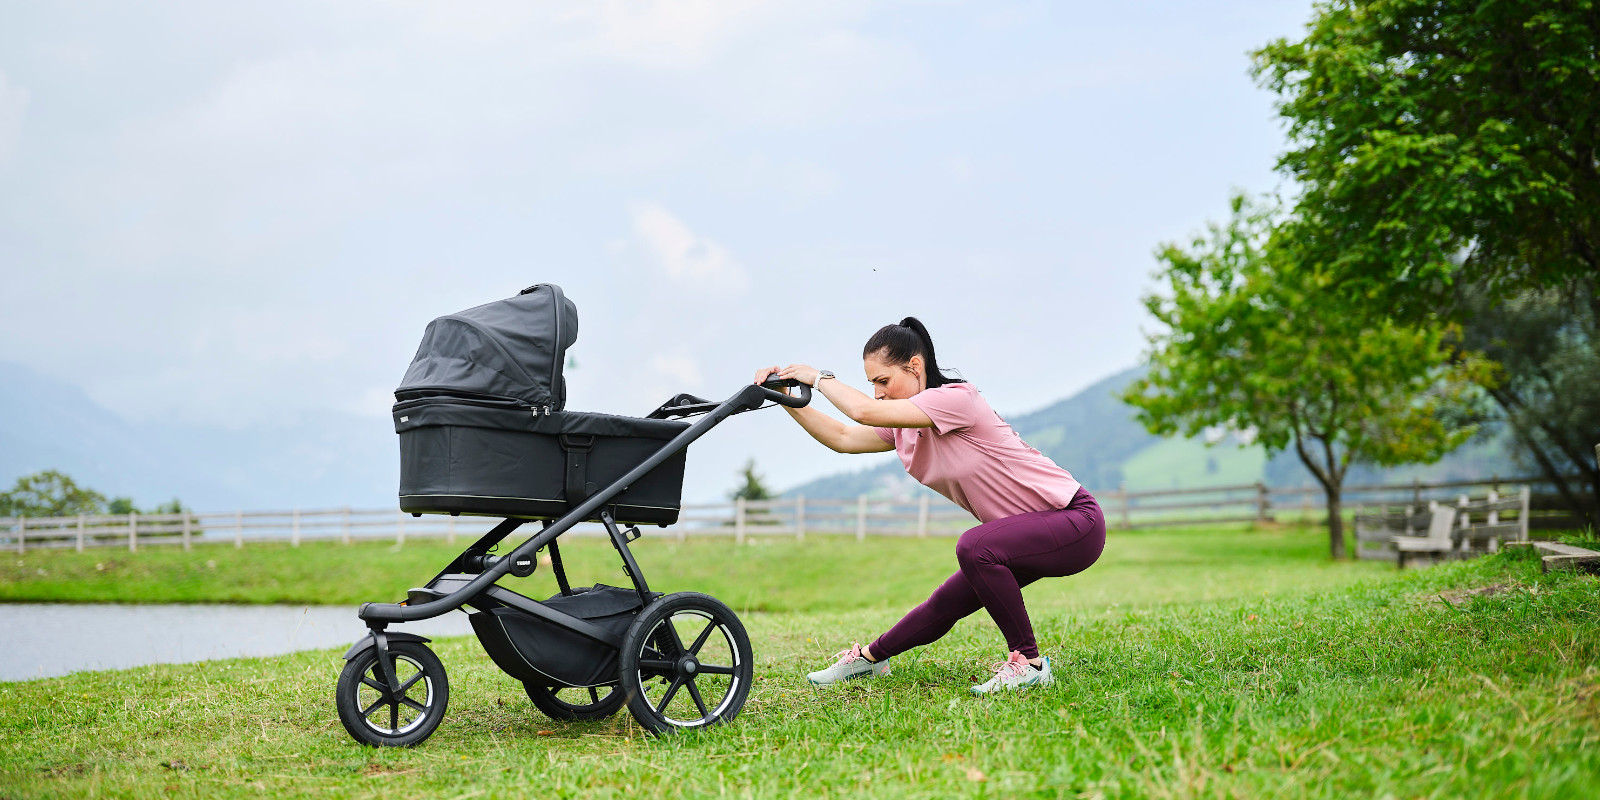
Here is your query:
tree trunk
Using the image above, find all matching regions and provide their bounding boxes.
[1325,488,1346,560]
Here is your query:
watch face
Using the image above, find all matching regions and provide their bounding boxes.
[819,370,835,379]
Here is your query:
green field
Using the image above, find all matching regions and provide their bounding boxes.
[2,527,1597,798]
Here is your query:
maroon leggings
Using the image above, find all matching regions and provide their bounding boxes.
[869,488,1105,661]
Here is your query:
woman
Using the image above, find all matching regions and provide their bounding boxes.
[755,318,1105,694]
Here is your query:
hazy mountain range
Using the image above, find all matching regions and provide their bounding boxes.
[1,361,1512,513]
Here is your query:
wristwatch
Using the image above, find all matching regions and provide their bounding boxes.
[812,370,835,388]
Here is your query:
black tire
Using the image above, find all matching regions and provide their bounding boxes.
[337,640,449,747]
[524,682,627,721]
[617,592,753,736]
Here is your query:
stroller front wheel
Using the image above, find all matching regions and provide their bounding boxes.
[618,592,753,736]
[337,640,450,747]
[524,682,627,721]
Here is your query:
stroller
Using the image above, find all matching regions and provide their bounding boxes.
[334,284,809,746]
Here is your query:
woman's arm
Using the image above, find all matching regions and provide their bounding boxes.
[781,405,894,454]
[753,365,898,453]
[772,365,934,429]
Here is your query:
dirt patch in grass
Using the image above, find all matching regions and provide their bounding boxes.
[1431,582,1525,606]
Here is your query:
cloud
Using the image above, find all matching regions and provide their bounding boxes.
[631,202,743,285]
[0,71,30,164]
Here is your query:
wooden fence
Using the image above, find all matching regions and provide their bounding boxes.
[0,474,1584,553]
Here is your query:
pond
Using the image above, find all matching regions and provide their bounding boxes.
[0,603,473,682]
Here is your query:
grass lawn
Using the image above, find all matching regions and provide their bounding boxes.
[2,526,1598,798]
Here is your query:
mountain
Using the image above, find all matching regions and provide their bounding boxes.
[781,365,1517,499]
[0,362,396,511]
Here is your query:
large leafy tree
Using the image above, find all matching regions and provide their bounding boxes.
[1254,0,1599,311]
[1124,195,1492,559]
[1457,281,1600,527]
[0,470,108,518]
[1254,0,1600,520]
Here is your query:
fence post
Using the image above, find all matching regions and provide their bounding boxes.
[1255,481,1269,523]
[795,494,805,542]
[1518,485,1530,542]
[15,515,23,555]
[917,494,930,538]
[129,511,138,553]
[76,515,85,553]
[1411,477,1422,510]
[291,508,301,548]
[1117,483,1131,529]
[182,512,192,551]
[341,507,351,545]
[856,495,867,542]
[1458,494,1472,553]
[735,497,747,545]
[235,510,243,548]
[397,511,406,548]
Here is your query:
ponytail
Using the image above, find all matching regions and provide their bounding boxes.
[862,316,965,389]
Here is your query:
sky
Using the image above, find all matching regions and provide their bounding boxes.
[0,0,1314,505]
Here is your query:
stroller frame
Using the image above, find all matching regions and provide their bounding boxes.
[336,377,810,746]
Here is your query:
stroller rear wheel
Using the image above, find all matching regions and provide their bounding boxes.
[618,592,753,736]
[524,682,626,721]
[337,640,449,747]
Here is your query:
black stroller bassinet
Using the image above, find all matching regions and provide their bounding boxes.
[336,284,808,746]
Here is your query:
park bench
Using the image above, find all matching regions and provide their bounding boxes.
[1354,486,1529,569]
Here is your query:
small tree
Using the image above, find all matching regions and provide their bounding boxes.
[1123,195,1492,559]
[0,470,109,518]
[729,459,774,503]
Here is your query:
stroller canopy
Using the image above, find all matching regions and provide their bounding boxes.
[397,284,579,409]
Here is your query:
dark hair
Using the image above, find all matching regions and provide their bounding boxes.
[862,317,965,389]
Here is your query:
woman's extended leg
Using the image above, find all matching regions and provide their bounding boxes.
[953,494,1105,659]
[870,492,1104,661]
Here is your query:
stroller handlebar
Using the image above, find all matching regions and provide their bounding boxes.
[757,376,810,409]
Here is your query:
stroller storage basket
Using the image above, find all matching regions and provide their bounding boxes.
[471,585,646,688]
[396,398,689,525]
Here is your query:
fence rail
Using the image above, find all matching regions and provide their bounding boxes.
[0,474,1586,553]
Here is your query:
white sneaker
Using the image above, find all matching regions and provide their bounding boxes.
[971,651,1052,695]
[806,643,890,686]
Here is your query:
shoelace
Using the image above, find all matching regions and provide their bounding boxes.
[831,642,866,666]
[992,650,1030,680]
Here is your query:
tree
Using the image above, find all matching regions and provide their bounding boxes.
[1254,1,1600,520]
[0,470,108,518]
[729,459,775,503]
[1457,280,1600,528]
[1123,195,1492,559]
[1253,0,1600,315]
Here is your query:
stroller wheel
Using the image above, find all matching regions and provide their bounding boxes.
[336,640,449,747]
[524,682,626,721]
[618,592,753,736]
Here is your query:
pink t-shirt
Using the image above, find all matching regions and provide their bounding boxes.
[874,383,1082,523]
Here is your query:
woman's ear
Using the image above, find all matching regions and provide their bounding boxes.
[907,354,924,373]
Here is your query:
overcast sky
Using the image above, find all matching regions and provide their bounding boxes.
[0,1,1312,503]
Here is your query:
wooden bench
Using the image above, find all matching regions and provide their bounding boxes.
[1355,487,1530,568]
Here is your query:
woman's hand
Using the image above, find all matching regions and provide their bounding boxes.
[775,364,820,387]
[754,364,821,387]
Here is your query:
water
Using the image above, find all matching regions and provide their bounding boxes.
[0,604,475,682]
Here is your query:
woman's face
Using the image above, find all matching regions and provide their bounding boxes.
[863,351,925,400]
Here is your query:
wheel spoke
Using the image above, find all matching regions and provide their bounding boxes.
[400,696,427,713]
[639,659,675,671]
[687,620,717,656]
[361,677,387,693]
[361,697,388,718]
[697,664,735,676]
[656,675,685,714]
[661,618,687,656]
[685,678,709,718]
[588,687,600,704]
[390,702,400,731]
[397,672,424,695]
